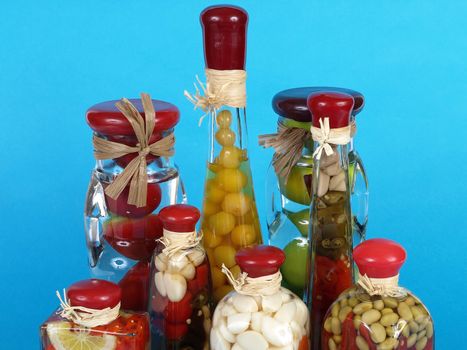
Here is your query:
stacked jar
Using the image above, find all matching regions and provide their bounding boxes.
[322,239,434,350]
[40,279,150,350]
[211,245,310,350]
[263,87,368,298]
[85,94,186,312]
[149,204,211,349]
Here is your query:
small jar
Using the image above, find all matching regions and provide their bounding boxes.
[149,204,212,349]
[211,245,310,350]
[263,87,368,298]
[84,94,186,312]
[322,239,434,350]
[40,279,150,350]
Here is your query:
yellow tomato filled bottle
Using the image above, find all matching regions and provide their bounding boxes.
[186,5,262,304]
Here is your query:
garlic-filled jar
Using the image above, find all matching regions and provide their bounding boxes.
[40,279,150,350]
[85,93,186,312]
[322,239,434,350]
[185,5,262,304]
[261,87,368,299]
[149,204,212,349]
[211,245,310,350]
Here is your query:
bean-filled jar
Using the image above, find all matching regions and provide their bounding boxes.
[149,204,212,350]
[306,92,356,349]
[322,239,434,350]
[40,279,150,350]
[260,87,368,299]
[211,245,310,350]
[85,93,186,312]
[185,5,262,304]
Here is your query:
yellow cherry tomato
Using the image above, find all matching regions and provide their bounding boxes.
[209,211,236,236]
[205,180,225,204]
[202,228,223,248]
[219,146,242,169]
[214,245,237,268]
[216,169,247,193]
[231,224,257,247]
[216,110,232,129]
[222,192,251,216]
[215,128,236,147]
[202,200,220,217]
[211,267,226,288]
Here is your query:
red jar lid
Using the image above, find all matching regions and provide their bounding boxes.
[235,245,285,278]
[158,204,200,232]
[201,5,248,70]
[308,92,354,129]
[86,98,180,137]
[354,239,407,279]
[273,87,364,123]
[67,279,121,310]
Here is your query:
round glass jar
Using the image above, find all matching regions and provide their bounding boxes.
[211,245,310,350]
[265,87,368,298]
[322,239,434,350]
[84,96,187,312]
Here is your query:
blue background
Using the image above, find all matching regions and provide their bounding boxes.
[0,0,465,348]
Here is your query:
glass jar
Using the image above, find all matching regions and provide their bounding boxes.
[40,279,150,350]
[264,87,368,299]
[306,92,356,349]
[189,5,262,304]
[84,94,186,312]
[322,239,435,350]
[211,245,310,350]
[149,204,212,349]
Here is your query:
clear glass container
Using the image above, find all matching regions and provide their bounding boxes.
[84,97,186,312]
[265,87,368,299]
[306,92,356,349]
[211,245,310,350]
[149,204,212,350]
[195,5,262,304]
[40,279,150,350]
[322,239,434,350]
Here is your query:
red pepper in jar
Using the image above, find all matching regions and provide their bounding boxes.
[342,313,358,350]
[164,291,193,323]
[118,261,150,311]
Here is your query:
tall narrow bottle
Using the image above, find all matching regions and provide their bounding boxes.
[191,5,263,304]
[306,92,355,349]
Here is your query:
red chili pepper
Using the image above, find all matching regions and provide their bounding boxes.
[359,324,377,350]
[165,321,188,340]
[322,330,332,350]
[342,313,357,350]
[188,262,209,294]
[164,292,193,323]
[298,335,309,350]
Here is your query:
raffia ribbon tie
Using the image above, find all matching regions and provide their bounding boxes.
[221,264,282,297]
[92,93,175,208]
[357,274,407,298]
[184,69,247,126]
[157,229,204,257]
[55,289,120,328]
[258,122,311,180]
[310,117,352,160]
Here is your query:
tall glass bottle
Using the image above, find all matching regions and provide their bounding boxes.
[193,5,263,304]
[306,92,355,349]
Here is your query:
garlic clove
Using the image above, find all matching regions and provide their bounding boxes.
[155,254,167,272]
[262,292,283,313]
[219,318,236,343]
[180,262,196,280]
[251,311,265,332]
[154,271,166,297]
[227,312,251,334]
[236,331,268,350]
[210,327,231,350]
[261,316,294,347]
[188,249,206,267]
[232,294,258,313]
[317,172,330,197]
[294,299,309,327]
[163,272,187,302]
[329,171,346,192]
[274,301,297,324]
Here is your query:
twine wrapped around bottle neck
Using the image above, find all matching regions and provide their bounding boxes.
[55,289,120,328]
[92,93,175,208]
[184,69,247,126]
[221,264,282,297]
[310,117,352,160]
[357,274,407,298]
[157,229,203,257]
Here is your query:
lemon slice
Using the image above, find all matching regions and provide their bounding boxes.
[47,322,117,350]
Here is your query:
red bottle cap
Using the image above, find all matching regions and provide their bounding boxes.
[354,239,407,279]
[158,204,200,232]
[273,87,364,123]
[235,245,285,278]
[307,92,354,129]
[86,98,179,137]
[67,279,121,310]
[201,5,248,70]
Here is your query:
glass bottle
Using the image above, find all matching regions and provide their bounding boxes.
[194,5,262,304]
[306,92,355,349]
[40,279,150,350]
[211,245,310,350]
[322,239,434,350]
[84,96,187,312]
[265,87,368,299]
[149,204,212,350]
